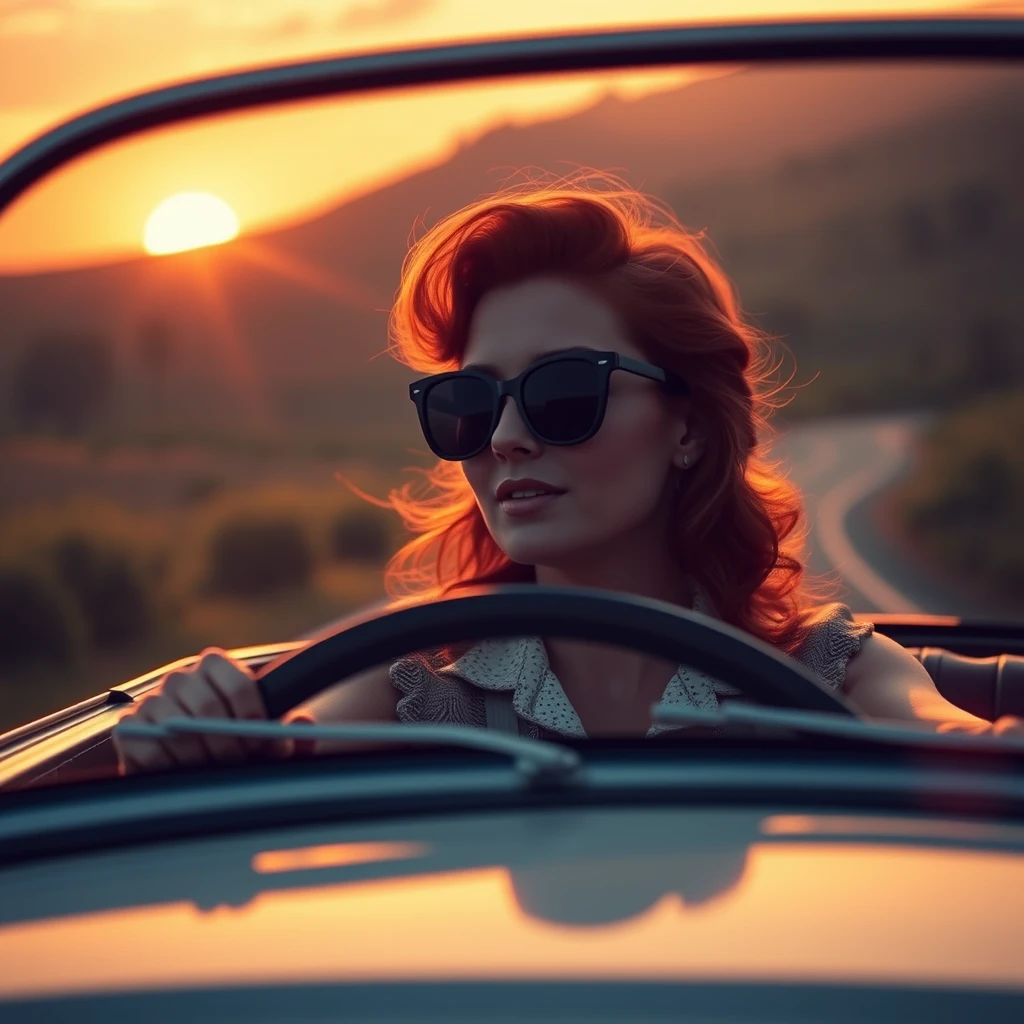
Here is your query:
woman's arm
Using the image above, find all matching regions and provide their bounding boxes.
[842,632,1023,736]
[296,664,399,724]
[287,664,399,754]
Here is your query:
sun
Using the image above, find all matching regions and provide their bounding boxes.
[143,192,240,255]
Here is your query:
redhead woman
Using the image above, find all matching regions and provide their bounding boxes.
[114,183,1021,772]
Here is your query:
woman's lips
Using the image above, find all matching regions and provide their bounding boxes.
[498,492,564,518]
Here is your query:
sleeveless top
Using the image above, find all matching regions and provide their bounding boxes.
[389,587,873,740]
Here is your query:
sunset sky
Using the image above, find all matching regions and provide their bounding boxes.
[0,0,1017,271]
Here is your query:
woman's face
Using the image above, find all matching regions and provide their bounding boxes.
[460,276,699,572]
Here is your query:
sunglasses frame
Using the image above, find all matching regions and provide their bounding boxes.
[409,349,689,461]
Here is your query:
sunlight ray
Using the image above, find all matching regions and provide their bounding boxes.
[187,251,273,429]
[233,238,382,310]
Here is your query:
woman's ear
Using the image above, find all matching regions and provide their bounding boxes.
[671,413,704,471]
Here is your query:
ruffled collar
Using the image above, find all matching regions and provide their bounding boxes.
[436,585,741,738]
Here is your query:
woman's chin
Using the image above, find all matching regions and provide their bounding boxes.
[496,525,601,573]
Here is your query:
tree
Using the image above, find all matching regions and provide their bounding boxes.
[137,318,175,417]
[206,516,313,597]
[958,318,1018,398]
[13,332,115,434]
[893,200,940,262]
[948,182,1001,243]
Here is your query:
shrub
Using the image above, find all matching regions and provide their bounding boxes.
[329,506,393,564]
[179,475,224,505]
[13,333,115,434]
[0,564,86,669]
[50,534,154,648]
[206,515,313,597]
[895,390,1024,602]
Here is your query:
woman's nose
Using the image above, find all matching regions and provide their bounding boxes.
[490,396,540,460]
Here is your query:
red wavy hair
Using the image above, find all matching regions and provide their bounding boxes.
[384,179,828,654]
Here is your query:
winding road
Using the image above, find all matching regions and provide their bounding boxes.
[773,414,995,619]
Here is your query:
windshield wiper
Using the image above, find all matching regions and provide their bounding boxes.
[117,718,581,783]
[652,701,1024,753]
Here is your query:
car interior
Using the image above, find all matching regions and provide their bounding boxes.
[1,26,1024,789]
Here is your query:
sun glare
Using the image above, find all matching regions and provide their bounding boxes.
[143,192,240,255]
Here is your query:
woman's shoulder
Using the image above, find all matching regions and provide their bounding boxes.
[791,602,875,691]
[389,647,489,728]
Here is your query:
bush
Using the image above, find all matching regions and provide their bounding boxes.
[179,475,224,506]
[895,390,1024,601]
[13,333,115,434]
[50,534,154,648]
[206,515,313,597]
[329,506,393,564]
[0,502,164,654]
[0,564,86,670]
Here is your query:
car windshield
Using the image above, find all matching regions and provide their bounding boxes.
[1,53,1023,767]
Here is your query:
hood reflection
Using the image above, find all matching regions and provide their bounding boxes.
[509,812,756,926]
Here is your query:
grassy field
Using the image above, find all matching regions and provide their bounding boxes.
[6,397,1024,734]
[892,388,1024,607]
[0,439,405,732]
[1,563,387,732]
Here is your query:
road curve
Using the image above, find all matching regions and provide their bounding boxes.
[772,414,998,619]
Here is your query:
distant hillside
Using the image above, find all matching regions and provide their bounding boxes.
[669,74,1024,415]
[0,62,1020,443]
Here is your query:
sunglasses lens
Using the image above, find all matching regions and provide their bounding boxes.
[424,376,495,458]
[523,359,604,442]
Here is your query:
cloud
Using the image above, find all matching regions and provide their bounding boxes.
[0,0,68,37]
[78,1,165,9]
[244,11,313,43]
[0,0,193,109]
[240,0,439,43]
[336,0,436,33]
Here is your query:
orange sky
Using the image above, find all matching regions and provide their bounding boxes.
[0,0,1017,272]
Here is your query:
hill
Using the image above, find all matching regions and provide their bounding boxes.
[0,61,1021,444]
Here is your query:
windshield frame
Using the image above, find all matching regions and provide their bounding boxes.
[2,17,1024,217]
[3,15,1024,792]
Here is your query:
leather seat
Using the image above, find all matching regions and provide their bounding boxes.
[906,647,1024,722]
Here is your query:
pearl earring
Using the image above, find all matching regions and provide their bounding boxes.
[682,455,690,468]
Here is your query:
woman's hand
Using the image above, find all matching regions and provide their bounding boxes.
[933,715,1024,739]
[113,648,307,774]
[989,716,1024,739]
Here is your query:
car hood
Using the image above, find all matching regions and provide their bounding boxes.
[1,806,1023,1000]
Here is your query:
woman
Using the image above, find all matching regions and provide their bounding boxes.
[115,182,1019,772]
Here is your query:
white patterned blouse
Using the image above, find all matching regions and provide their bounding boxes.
[389,586,873,739]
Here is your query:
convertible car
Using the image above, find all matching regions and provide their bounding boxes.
[2,11,1024,1021]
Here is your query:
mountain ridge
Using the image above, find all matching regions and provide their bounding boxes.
[0,62,1018,435]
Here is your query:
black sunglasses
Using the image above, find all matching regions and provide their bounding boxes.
[409,349,688,461]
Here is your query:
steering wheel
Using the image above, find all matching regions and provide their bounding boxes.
[256,585,857,720]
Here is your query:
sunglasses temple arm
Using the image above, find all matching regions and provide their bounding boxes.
[617,355,689,396]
